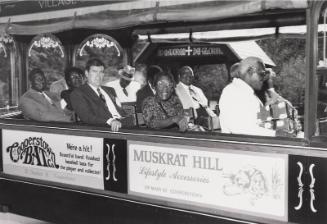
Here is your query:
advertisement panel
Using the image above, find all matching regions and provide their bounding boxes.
[129,141,288,221]
[2,129,105,189]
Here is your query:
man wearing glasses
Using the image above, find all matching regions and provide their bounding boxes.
[219,57,276,136]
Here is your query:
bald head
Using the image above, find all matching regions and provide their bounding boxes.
[238,57,267,90]
[230,62,240,78]
[238,57,265,78]
[179,65,194,86]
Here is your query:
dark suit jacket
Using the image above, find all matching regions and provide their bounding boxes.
[19,88,72,122]
[70,84,125,125]
[136,84,155,112]
[61,89,73,111]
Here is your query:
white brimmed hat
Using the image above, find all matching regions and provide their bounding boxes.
[118,65,135,81]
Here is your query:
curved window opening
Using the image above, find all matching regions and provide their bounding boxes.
[27,34,65,90]
[75,34,124,83]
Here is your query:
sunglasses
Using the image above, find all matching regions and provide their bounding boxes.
[252,67,269,81]
[157,81,173,90]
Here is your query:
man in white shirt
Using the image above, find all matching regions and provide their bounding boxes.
[219,57,276,136]
[70,58,125,132]
[175,66,217,118]
[104,65,141,103]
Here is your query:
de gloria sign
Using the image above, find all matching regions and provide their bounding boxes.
[2,129,127,193]
[128,141,288,221]
[156,45,225,57]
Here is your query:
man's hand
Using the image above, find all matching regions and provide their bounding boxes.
[276,129,296,138]
[265,89,289,106]
[172,115,188,132]
[177,117,189,132]
[111,119,122,132]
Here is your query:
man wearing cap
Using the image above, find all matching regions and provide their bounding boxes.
[175,65,217,119]
[104,65,141,103]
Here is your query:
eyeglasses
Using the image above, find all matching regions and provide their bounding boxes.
[156,81,173,90]
[253,68,269,81]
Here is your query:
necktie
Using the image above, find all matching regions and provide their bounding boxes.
[97,87,121,119]
[123,88,128,96]
[42,92,55,106]
[97,88,106,103]
[189,87,198,102]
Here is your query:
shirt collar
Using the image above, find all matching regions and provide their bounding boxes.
[30,88,43,94]
[232,78,254,95]
[179,81,191,90]
[88,83,101,95]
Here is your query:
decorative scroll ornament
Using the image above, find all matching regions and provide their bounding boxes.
[294,161,304,210]
[309,164,317,213]
[28,36,64,58]
[79,37,121,57]
[294,162,317,213]
[0,42,7,58]
[105,143,118,182]
[0,34,13,44]
[0,34,13,58]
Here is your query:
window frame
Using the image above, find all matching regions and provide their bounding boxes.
[26,33,66,89]
[0,35,19,111]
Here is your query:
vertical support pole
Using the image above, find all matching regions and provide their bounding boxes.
[304,2,321,140]
[125,47,133,66]
[17,41,28,95]
[65,44,74,67]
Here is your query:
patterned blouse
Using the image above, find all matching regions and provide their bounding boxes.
[142,94,184,129]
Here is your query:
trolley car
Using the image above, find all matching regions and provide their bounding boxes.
[0,1,326,223]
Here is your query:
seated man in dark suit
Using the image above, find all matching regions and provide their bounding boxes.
[70,58,125,132]
[136,65,163,112]
[19,68,73,122]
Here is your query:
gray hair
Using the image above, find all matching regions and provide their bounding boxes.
[238,57,264,79]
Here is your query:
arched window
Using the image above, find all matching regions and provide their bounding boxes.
[27,34,65,90]
[75,34,124,83]
[0,34,18,110]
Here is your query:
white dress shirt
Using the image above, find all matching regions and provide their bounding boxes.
[88,84,122,124]
[219,78,275,136]
[41,92,55,105]
[176,82,208,108]
[104,79,141,103]
[176,82,216,118]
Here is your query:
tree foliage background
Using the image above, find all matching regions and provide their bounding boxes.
[132,37,306,109]
[0,36,307,110]
[257,37,306,107]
